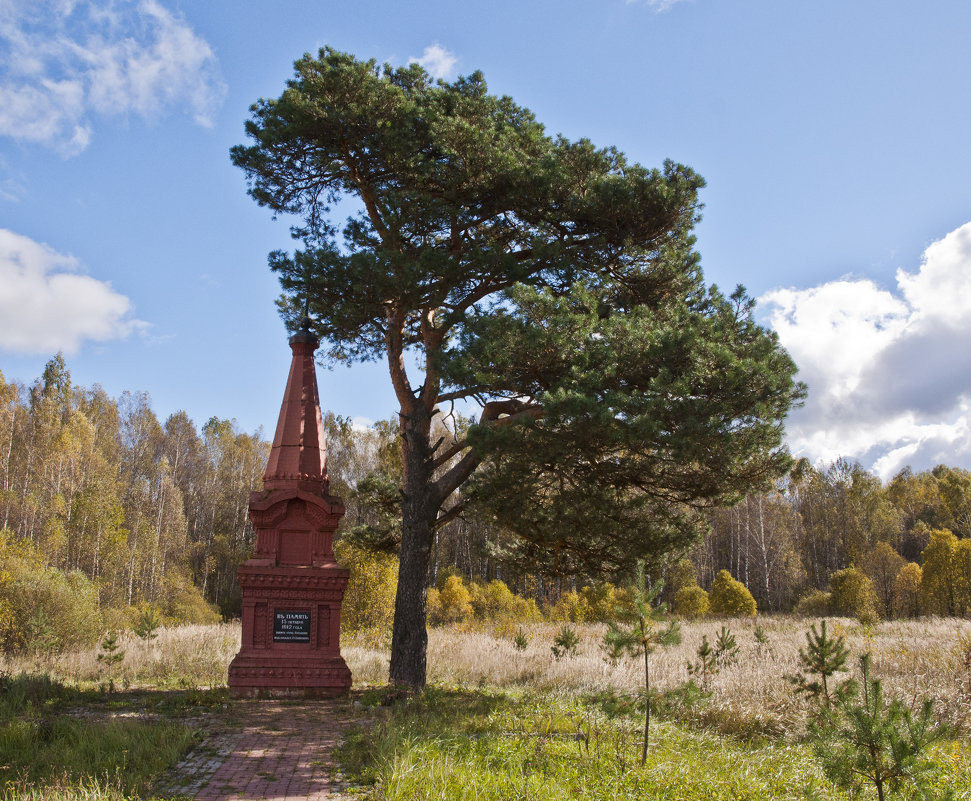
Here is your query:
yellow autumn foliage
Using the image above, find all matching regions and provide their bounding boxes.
[335,540,398,634]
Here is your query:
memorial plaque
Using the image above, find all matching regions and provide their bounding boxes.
[273,610,311,642]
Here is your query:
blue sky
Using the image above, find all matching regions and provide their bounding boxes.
[1,0,970,479]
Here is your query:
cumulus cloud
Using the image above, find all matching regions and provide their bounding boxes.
[0,229,142,353]
[0,0,225,155]
[760,221,971,479]
[409,43,458,80]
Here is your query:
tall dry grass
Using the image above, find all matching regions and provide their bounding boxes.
[0,623,241,689]
[5,616,967,735]
[348,616,971,735]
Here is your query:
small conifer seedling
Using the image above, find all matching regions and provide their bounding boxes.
[787,620,854,710]
[134,606,162,642]
[97,630,125,692]
[603,561,681,764]
[687,626,738,691]
[811,653,952,801]
[714,625,739,665]
[551,625,581,660]
[687,634,718,691]
[753,623,771,657]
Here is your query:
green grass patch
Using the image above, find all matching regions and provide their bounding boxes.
[0,673,200,800]
[338,686,971,801]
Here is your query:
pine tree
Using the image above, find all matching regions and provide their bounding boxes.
[231,47,804,688]
[133,606,161,642]
[602,561,681,764]
[551,625,581,660]
[96,630,125,692]
[811,653,951,801]
[687,626,738,690]
[787,620,853,710]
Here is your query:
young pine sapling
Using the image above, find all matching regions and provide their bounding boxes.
[811,653,952,801]
[687,626,738,692]
[97,630,125,692]
[714,625,739,665]
[551,625,581,660]
[787,620,855,710]
[753,623,772,657]
[133,606,162,643]
[602,561,681,765]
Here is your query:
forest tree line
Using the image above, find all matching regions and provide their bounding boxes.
[2,356,970,651]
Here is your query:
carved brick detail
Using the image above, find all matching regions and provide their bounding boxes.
[247,590,345,603]
[249,499,291,531]
[254,603,267,648]
[317,605,331,647]
[304,502,337,529]
[238,573,348,590]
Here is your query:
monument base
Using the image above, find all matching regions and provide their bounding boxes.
[228,655,351,698]
[227,564,352,699]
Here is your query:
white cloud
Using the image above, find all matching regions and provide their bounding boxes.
[626,0,692,11]
[409,43,458,81]
[760,220,971,479]
[351,415,375,432]
[0,228,142,353]
[0,0,224,155]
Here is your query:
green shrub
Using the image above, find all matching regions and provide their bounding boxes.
[469,579,541,624]
[708,570,757,617]
[2,567,102,652]
[893,562,922,618]
[794,589,832,616]
[158,572,219,625]
[828,567,881,624]
[673,585,710,618]
[581,582,622,622]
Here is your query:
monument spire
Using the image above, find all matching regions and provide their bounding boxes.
[262,316,328,493]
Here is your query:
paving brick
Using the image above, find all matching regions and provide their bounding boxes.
[154,697,363,801]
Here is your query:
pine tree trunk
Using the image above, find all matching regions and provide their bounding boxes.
[388,408,436,689]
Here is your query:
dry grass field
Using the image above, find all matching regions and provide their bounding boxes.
[0,623,240,690]
[1,616,967,800]
[347,616,971,736]
[4,615,967,737]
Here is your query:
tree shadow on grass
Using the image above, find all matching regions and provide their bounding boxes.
[0,674,232,796]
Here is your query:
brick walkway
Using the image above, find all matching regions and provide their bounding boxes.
[160,698,363,800]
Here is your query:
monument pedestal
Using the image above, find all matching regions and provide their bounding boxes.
[227,321,353,699]
[228,565,351,698]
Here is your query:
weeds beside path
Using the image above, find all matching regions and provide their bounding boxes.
[336,686,971,801]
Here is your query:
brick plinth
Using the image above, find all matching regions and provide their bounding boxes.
[228,562,352,698]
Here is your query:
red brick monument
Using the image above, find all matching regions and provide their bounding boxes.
[228,319,352,697]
